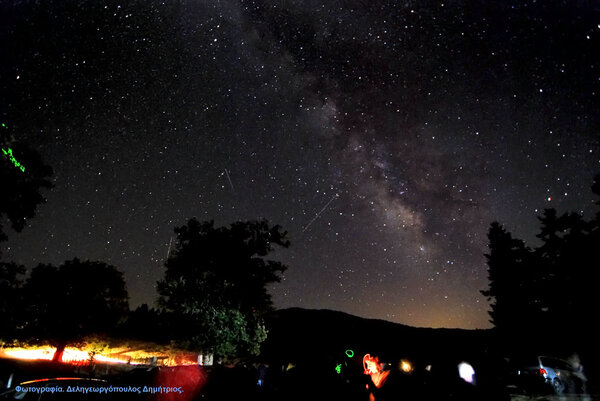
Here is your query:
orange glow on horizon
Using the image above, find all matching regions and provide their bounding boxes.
[1,347,133,364]
[1,346,148,366]
[2,347,54,361]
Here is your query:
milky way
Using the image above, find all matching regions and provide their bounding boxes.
[2,0,598,328]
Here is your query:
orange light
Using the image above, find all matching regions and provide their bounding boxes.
[400,359,413,373]
[1,347,138,365]
[363,354,380,375]
[94,354,130,364]
[61,348,92,363]
[363,354,390,388]
[1,346,194,367]
[2,347,55,361]
[21,378,105,385]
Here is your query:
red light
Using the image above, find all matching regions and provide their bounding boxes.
[540,368,547,376]
[156,366,207,401]
[362,354,390,388]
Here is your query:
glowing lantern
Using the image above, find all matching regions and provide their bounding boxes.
[399,359,413,373]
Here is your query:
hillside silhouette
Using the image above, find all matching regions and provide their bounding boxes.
[263,308,493,365]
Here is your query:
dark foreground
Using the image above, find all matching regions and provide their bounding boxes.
[0,357,598,401]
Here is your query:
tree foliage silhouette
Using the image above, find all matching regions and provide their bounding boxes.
[481,222,534,332]
[1,130,53,340]
[119,303,177,351]
[0,133,53,245]
[0,261,26,343]
[157,218,290,358]
[21,258,129,362]
[482,174,600,352]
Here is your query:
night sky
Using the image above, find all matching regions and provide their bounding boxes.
[1,0,598,329]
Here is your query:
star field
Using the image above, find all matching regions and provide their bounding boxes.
[1,0,598,329]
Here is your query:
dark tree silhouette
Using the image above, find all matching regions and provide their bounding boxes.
[0,261,26,342]
[22,258,129,362]
[0,135,53,246]
[482,174,600,354]
[533,208,598,346]
[157,218,290,358]
[481,222,535,335]
[1,131,53,339]
[120,303,171,345]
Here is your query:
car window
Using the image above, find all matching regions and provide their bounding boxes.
[540,357,572,371]
[509,355,539,368]
[555,360,573,371]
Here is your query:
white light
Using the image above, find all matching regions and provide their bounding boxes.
[458,362,475,384]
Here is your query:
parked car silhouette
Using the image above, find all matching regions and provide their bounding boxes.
[515,355,585,394]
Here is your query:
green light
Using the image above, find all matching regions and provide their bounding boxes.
[2,147,25,172]
[335,363,341,374]
[345,349,354,358]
